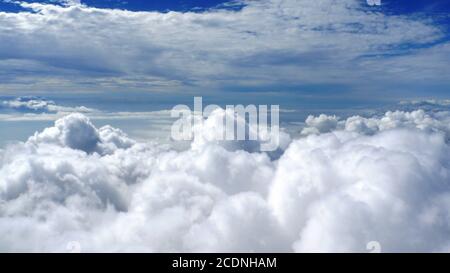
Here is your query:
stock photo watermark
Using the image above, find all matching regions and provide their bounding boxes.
[171,97,280,152]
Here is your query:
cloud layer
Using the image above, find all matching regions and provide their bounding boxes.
[0,0,448,94]
[1,105,450,252]
[1,96,95,113]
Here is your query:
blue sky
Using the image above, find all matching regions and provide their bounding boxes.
[1,0,449,14]
[0,0,243,12]
[0,0,449,105]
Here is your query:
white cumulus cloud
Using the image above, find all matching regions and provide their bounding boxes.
[1,106,450,252]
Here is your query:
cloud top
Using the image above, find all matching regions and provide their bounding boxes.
[1,106,450,252]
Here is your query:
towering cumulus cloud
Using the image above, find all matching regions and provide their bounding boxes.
[1,107,450,252]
